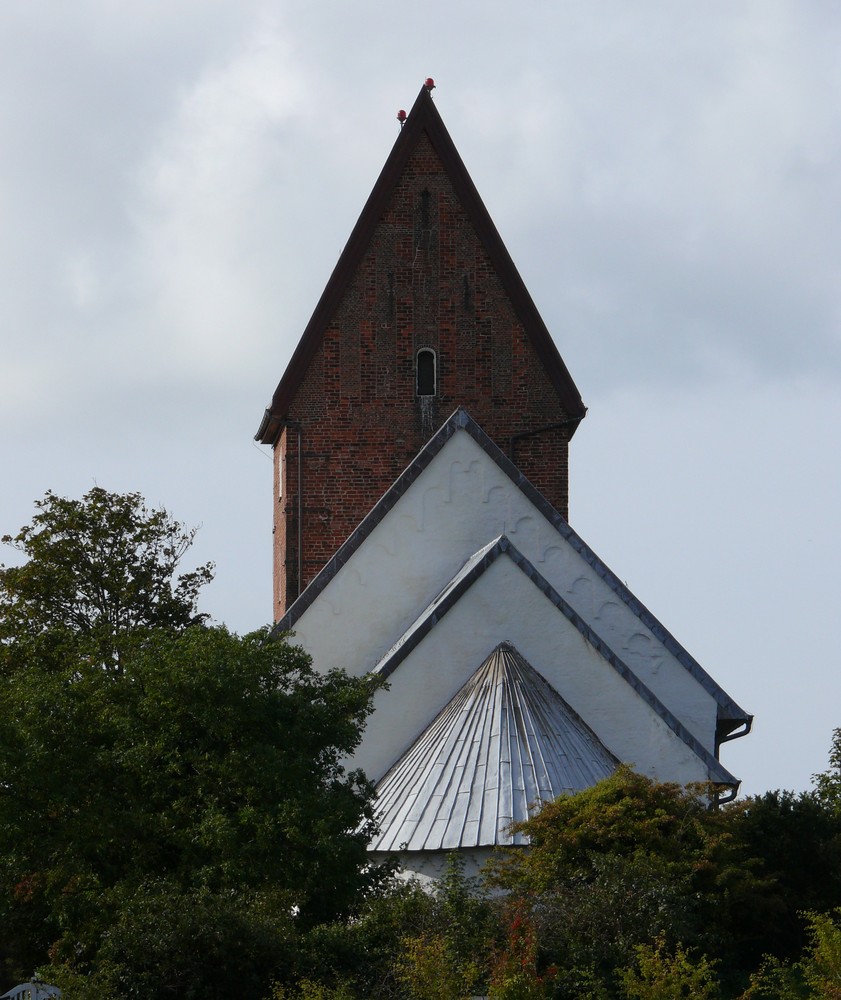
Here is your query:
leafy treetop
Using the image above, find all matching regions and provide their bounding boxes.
[813,727,841,814]
[0,488,214,663]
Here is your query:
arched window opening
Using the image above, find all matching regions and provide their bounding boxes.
[416,348,436,396]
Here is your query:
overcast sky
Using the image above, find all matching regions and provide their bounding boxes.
[2,2,840,798]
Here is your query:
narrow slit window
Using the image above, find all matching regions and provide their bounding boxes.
[416,348,436,396]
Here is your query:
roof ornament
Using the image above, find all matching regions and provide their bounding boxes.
[397,109,407,127]
[424,77,435,93]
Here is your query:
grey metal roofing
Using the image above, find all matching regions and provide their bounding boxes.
[255,85,585,444]
[369,641,619,852]
[370,534,739,789]
[271,407,751,741]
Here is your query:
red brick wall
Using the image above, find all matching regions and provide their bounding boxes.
[274,134,573,615]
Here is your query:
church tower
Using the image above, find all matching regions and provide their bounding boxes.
[256,84,750,878]
[256,82,586,617]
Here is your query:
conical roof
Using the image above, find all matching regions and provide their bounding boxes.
[369,641,618,853]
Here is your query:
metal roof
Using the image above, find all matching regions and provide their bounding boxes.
[369,641,619,852]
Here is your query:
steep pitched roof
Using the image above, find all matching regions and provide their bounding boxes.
[255,85,585,444]
[369,641,619,852]
[369,533,739,790]
[273,408,751,741]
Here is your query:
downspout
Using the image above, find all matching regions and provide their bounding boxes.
[714,785,740,806]
[297,425,303,600]
[713,718,752,807]
[717,717,753,747]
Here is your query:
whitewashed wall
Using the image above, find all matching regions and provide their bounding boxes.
[289,425,720,756]
[353,553,713,787]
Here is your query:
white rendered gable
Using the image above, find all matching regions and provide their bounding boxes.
[351,541,731,790]
[282,417,725,756]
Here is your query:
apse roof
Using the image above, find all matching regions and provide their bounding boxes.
[369,641,619,853]
[255,84,585,444]
[273,407,752,738]
[370,533,738,789]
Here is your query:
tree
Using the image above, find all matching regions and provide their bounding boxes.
[293,855,496,1000]
[740,910,841,999]
[488,767,770,993]
[719,730,841,970]
[619,936,720,1000]
[723,788,841,963]
[396,857,492,1000]
[0,488,213,668]
[0,489,387,997]
[813,728,841,815]
[0,624,385,996]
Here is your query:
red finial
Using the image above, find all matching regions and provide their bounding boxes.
[397,109,407,125]
[424,77,435,91]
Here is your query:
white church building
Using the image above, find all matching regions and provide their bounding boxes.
[257,83,751,880]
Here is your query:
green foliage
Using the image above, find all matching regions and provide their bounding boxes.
[487,766,762,984]
[718,731,841,977]
[45,879,297,1000]
[618,936,720,999]
[723,788,841,964]
[801,909,841,1000]
[397,932,481,1000]
[271,981,357,1000]
[0,626,381,913]
[739,956,807,1000]
[284,745,841,998]
[0,489,387,996]
[535,851,696,988]
[739,910,841,1000]
[488,765,717,895]
[294,856,495,999]
[295,877,437,996]
[391,857,495,999]
[0,625,383,993]
[813,729,841,815]
[436,853,497,966]
[0,488,213,668]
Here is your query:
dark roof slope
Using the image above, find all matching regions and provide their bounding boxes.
[256,85,585,444]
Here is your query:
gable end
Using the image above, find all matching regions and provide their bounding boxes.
[255,86,585,445]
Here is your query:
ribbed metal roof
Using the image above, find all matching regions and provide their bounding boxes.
[369,641,618,853]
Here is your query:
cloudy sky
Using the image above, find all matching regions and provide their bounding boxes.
[2,2,839,798]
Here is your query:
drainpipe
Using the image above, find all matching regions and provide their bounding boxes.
[297,425,303,600]
[714,785,740,806]
[717,718,753,747]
